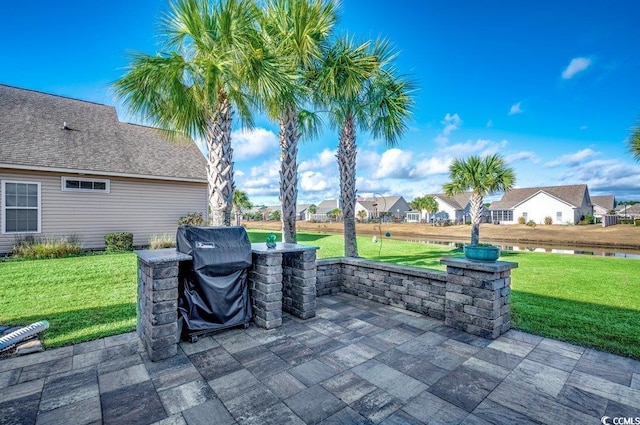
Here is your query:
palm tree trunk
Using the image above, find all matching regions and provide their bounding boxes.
[279,106,299,243]
[206,94,235,227]
[470,192,483,245]
[338,115,358,257]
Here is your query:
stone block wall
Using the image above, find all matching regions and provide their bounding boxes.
[313,257,517,339]
[250,252,284,329]
[282,250,317,319]
[340,258,448,320]
[316,259,341,296]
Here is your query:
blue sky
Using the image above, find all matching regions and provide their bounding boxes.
[2,1,640,205]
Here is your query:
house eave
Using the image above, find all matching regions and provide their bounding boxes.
[0,163,207,184]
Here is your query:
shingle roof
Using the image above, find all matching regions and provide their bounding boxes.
[591,195,616,210]
[488,184,589,210]
[0,84,206,181]
[359,196,404,213]
[316,199,340,214]
[428,192,473,210]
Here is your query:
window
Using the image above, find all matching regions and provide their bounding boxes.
[522,212,528,220]
[2,181,41,233]
[61,177,109,193]
[556,211,562,222]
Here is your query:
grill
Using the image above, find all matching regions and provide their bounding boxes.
[176,226,253,342]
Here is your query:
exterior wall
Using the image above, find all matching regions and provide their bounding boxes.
[387,198,411,219]
[0,168,208,254]
[354,202,370,221]
[513,192,576,225]
[434,197,458,222]
[593,204,608,218]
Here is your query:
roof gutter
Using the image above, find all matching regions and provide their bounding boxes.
[0,163,207,184]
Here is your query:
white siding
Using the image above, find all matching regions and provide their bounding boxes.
[513,192,575,225]
[1,169,207,254]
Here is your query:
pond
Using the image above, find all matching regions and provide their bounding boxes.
[406,238,640,259]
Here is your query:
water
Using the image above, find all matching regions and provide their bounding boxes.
[406,239,640,259]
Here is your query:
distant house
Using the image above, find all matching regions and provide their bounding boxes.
[591,195,616,219]
[358,195,411,221]
[296,203,312,221]
[0,84,207,254]
[488,184,592,225]
[615,203,640,220]
[426,192,488,224]
[310,199,342,222]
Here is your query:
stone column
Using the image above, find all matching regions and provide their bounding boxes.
[441,257,517,339]
[250,243,319,328]
[250,251,284,329]
[136,249,191,361]
[282,249,317,319]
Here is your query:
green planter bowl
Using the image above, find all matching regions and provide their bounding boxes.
[463,244,500,262]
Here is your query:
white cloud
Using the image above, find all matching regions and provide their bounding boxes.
[408,157,452,178]
[561,57,592,79]
[373,148,413,179]
[357,150,382,172]
[442,113,462,136]
[232,128,278,160]
[299,148,336,172]
[504,151,540,164]
[299,171,335,192]
[439,138,499,158]
[508,102,523,116]
[545,148,599,168]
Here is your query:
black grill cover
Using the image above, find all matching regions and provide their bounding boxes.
[176,226,253,333]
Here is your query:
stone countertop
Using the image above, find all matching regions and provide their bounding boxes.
[134,248,192,264]
[251,242,319,254]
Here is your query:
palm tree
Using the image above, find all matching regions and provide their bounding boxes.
[313,37,415,257]
[261,0,337,243]
[232,189,252,225]
[357,209,368,222]
[114,0,288,226]
[628,117,640,162]
[443,154,516,245]
[410,195,438,223]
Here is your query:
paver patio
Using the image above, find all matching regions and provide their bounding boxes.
[1,293,639,424]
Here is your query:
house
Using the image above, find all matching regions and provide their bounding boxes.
[591,195,616,219]
[615,203,640,220]
[296,203,312,221]
[358,195,411,221]
[488,184,592,225]
[421,192,489,224]
[0,84,208,254]
[310,199,341,222]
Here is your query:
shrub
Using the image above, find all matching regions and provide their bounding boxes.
[583,214,595,225]
[526,220,537,228]
[178,212,206,226]
[518,216,526,225]
[149,234,176,249]
[544,216,553,225]
[104,232,133,252]
[12,235,81,260]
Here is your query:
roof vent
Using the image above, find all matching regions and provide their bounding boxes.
[62,122,69,130]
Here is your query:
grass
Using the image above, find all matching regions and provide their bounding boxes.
[0,253,137,348]
[1,229,638,358]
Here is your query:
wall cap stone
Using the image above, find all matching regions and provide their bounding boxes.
[252,242,319,254]
[441,257,518,272]
[321,256,447,280]
[135,248,192,265]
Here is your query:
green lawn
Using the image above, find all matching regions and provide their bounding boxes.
[0,253,137,348]
[1,230,638,359]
